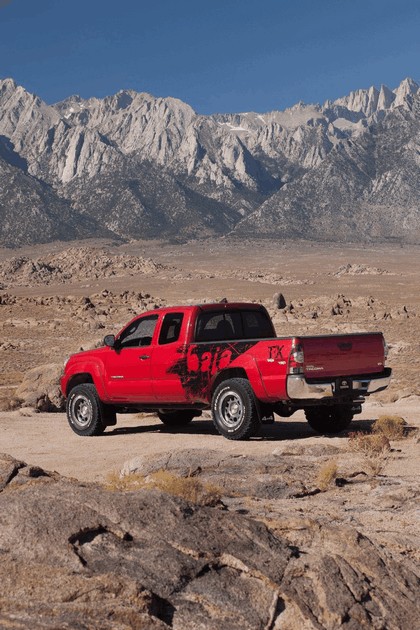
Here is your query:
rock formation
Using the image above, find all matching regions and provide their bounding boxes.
[0,77,419,246]
[0,452,418,629]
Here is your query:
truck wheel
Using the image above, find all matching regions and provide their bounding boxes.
[66,383,106,436]
[305,405,353,434]
[212,378,260,440]
[157,410,198,426]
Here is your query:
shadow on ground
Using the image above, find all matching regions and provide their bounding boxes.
[105,417,376,441]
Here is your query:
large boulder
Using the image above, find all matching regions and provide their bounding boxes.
[15,363,65,411]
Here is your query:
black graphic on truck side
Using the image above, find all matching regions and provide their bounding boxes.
[168,341,257,399]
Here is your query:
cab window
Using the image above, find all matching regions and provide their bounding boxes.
[242,310,274,338]
[195,311,241,342]
[195,309,274,342]
[159,313,184,345]
[119,315,158,348]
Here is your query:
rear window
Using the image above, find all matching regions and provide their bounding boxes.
[195,309,274,342]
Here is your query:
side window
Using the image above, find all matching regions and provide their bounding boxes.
[195,311,243,342]
[159,313,184,345]
[119,315,158,348]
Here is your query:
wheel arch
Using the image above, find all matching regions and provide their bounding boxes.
[66,372,94,396]
[211,368,249,395]
[211,358,267,401]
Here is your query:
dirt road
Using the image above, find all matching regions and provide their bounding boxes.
[1,400,418,482]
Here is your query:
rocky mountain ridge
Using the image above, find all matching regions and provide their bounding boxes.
[234,94,420,243]
[0,77,419,246]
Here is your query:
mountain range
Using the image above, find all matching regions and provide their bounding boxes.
[0,76,419,246]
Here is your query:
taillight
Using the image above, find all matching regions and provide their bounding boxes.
[288,339,304,374]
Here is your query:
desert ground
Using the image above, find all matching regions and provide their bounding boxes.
[0,237,419,628]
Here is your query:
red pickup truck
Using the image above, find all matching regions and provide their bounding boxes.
[61,302,391,440]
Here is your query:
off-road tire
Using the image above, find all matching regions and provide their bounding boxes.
[157,410,198,426]
[305,405,353,434]
[211,378,261,440]
[66,383,107,436]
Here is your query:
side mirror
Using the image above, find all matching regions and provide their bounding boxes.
[104,334,116,348]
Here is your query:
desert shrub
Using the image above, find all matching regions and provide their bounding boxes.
[105,469,222,507]
[106,471,146,491]
[373,415,406,440]
[316,459,338,491]
[348,432,390,455]
[365,454,388,476]
[348,432,390,476]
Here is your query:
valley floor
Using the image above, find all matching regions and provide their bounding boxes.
[0,238,419,628]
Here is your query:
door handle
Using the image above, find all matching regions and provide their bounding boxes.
[139,355,150,360]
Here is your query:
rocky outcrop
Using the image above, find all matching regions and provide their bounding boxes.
[0,453,418,629]
[326,77,419,117]
[0,247,165,287]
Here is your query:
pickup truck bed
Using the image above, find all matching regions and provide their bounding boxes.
[61,302,391,439]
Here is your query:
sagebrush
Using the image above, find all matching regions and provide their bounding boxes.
[349,432,390,455]
[348,432,390,476]
[373,415,406,440]
[316,459,338,491]
[105,469,222,506]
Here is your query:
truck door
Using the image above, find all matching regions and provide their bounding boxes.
[151,312,188,402]
[104,314,158,402]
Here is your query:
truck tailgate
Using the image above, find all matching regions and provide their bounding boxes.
[301,333,385,378]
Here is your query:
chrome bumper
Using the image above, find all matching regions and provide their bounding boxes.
[287,371,392,400]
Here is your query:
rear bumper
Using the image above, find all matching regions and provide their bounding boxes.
[287,368,392,400]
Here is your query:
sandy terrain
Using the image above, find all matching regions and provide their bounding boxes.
[0,398,420,481]
[0,400,417,483]
[0,235,419,426]
[1,238,419,387]
[0,237,419,628]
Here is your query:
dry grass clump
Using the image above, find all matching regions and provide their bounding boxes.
[372,415,406,440]
[349,432,391,455]
[365,455,388,477]
[105,469,222,507]
[316,459,338,491]
[348,432,391,476]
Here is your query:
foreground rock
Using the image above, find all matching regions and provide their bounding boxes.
[0,453,418,629]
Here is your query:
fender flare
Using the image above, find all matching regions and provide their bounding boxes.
[210,355,268,401]
[64,361,109,401]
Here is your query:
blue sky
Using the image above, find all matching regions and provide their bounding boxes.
[0,0,419,113]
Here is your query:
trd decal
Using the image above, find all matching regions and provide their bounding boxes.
[268,345,285,360]
[168,342,257,399]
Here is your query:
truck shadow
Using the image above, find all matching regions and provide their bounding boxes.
[107,417,376,441]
